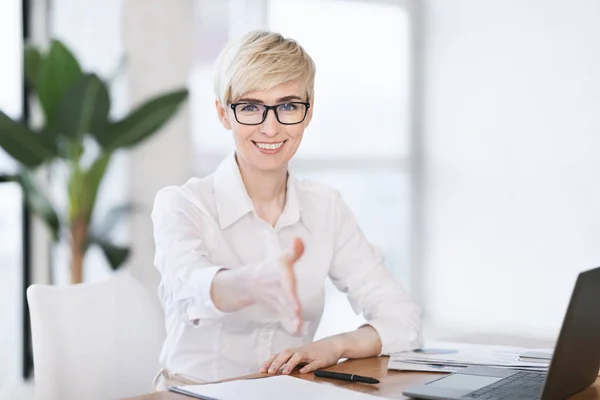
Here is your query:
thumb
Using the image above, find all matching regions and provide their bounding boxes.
[285,237,305,266]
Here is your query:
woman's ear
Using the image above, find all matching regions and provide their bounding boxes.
[215,99,232,130]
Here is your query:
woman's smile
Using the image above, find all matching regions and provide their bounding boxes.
[252,139,287,154]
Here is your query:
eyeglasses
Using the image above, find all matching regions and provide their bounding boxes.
[229,102,310,125]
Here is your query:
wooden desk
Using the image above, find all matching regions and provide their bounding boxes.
[124,356,600,400]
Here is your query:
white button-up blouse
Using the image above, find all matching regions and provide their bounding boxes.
[151,152,423,382]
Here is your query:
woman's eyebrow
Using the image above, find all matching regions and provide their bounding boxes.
[235,95,303,104]
[276,95,303,103]
[236,97,264,104]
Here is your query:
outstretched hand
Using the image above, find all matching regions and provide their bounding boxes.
[246,237,305,335]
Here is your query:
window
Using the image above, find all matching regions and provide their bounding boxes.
[191,0,413,338]
[269,0,412,338]
[0,0,23,386]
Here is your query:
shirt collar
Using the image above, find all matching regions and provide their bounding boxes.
[214,152,254,229]
[276,171,301,230]
[213,152,310,231]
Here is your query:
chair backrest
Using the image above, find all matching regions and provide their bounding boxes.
[27,271,165,400]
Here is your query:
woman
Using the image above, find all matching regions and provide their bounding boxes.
[151,30,423,389]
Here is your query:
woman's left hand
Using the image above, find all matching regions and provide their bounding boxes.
[260,338,345,375]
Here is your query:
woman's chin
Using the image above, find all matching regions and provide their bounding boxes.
[249,152,289,172]
[256,159,289,172]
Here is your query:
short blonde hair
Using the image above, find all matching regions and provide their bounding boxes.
[213,30,316,105]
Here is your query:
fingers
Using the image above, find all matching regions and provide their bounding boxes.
[280,238,304,334]
[259,353,279,373]
[282,352,305,374]
[279,276,301,313]
[262,291,301,335]
[299,360,325,374]
[258,237,304,335]
[291,237,305,264]
[265,349,295,374]
[279,279,302,334]
[284,237,305,266]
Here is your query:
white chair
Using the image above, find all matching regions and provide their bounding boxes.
[27,271,165,400]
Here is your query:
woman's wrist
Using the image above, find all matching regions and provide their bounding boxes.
[332,325,383,360]
[318,333,351,360]
[211,268,256,312]
[337,332,355,359]
[229,267,257,308]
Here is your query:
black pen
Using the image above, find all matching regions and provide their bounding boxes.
[314,370,380,384]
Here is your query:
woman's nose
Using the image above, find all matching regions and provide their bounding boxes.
[260,109,280,137]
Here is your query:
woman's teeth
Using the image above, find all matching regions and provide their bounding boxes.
[255,141,284,150]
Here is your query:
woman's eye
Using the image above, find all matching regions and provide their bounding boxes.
[278,103,297,112]
[241,104,260,112]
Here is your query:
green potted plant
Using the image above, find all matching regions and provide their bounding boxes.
[0,39,189,283]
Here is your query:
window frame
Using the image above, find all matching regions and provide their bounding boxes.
[0,0,34,380]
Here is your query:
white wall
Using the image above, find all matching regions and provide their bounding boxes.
[123,0,194,303]
[421,0,600,339]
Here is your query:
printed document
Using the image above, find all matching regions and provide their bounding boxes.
[389,341,552,373]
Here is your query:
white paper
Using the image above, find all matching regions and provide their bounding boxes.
[173,375,390,400]
[387,360,463,373]
[388,341,551,373]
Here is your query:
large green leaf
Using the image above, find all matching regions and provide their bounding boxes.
[85,203,134,271]
[67,153,111,222]
[96,89,188,150]
[24,44,41,88]
[0,110,57,167]
[18,168,60,241]
[89,236,131,270]
[57,74,110,139]
[37,40,83,126]
[81,153,111,220]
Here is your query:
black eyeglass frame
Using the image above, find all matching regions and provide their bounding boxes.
[229,101,311,126]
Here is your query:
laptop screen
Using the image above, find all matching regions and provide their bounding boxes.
[541,267,600,399]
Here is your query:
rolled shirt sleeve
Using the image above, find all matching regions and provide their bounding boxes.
[328,191,424,355]
[151,187,227,326]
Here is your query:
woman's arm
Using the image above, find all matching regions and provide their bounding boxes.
[337,324,382,359]
[153,187,304,333]
[260,325,382,374]
[152,188,228,326]
[261,190,422,375]
[328,190,423,355]
[209,268,254,313]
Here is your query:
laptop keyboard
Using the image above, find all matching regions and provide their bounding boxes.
[464,371,546,400]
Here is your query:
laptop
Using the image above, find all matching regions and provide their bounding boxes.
[403,266,600,400]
